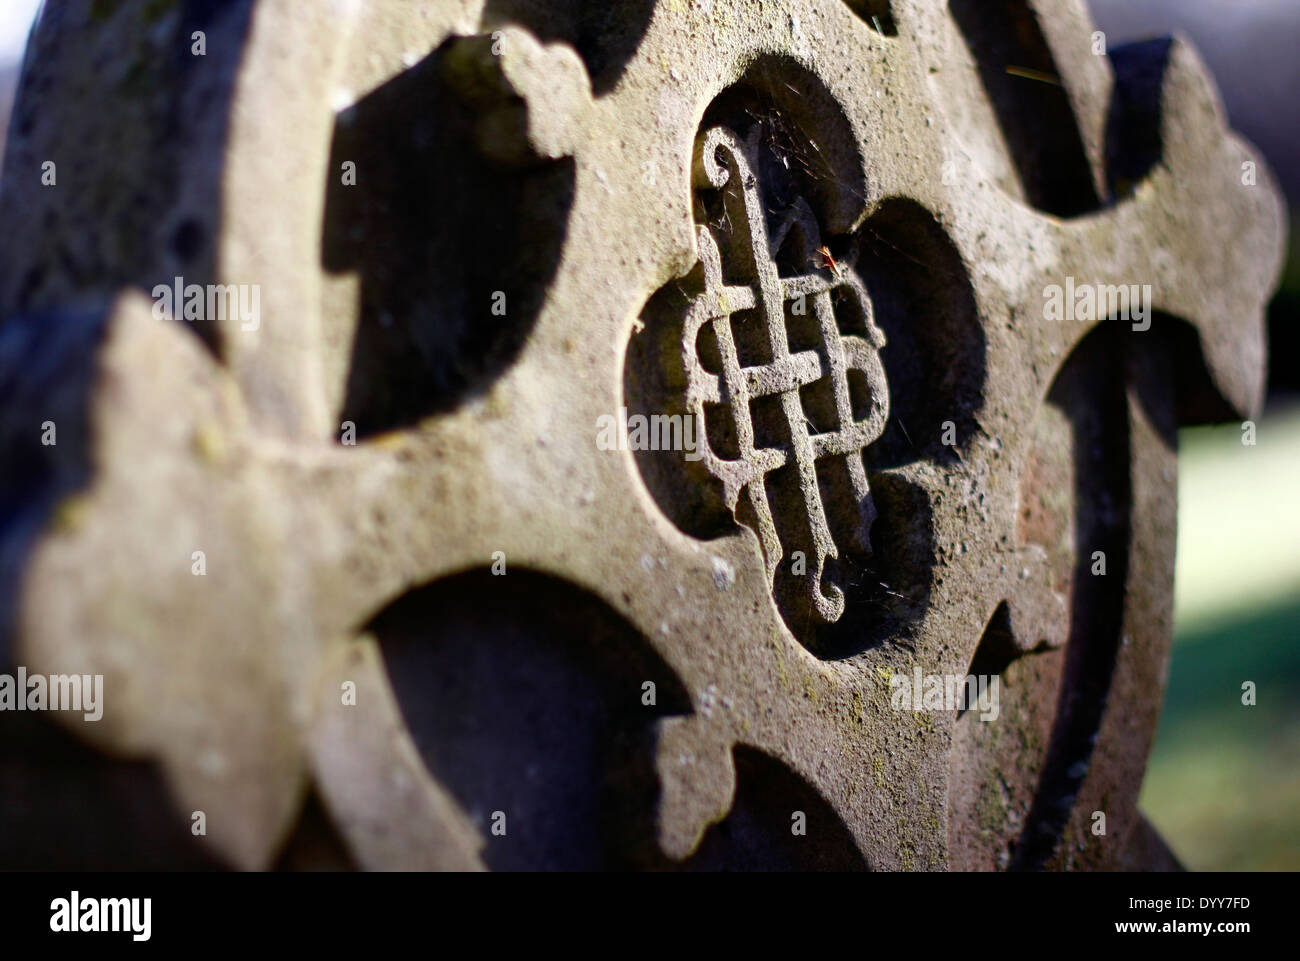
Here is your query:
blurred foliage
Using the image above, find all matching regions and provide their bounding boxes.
[1140,398,1300,871]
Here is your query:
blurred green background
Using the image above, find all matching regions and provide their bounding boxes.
[1140,391,1300,870]
[1087,0,1300,875]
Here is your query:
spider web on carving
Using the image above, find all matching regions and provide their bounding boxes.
[682,125,890,624]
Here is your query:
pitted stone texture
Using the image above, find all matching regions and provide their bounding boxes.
[0,0,1285,871]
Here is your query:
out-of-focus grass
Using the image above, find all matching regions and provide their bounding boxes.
[1139,403,1300,871]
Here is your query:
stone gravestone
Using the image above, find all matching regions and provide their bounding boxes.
[0,0,1285,870]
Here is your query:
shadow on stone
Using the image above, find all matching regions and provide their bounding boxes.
[1011,322,1131,869]
[809,468,937,658]
[323,41,575,438]
[0,307,103,668]
[671,746,869,870]
[856,197,986,469]
[482,0,658,97]
[0,709,226,870]
[948,0,1101,217]
[369,568,692,870]
[0,0,258,356]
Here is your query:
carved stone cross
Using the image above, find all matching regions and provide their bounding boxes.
[0,0,1285,871]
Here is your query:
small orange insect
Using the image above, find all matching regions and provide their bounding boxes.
[818,245,842,279]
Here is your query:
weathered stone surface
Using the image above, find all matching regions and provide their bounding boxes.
[0,0,1286,870]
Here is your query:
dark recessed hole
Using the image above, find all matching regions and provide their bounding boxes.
[808,468,937,659]
[841,0,897,37]
[749,392,788,451]
[670,746,869,870]
[371,569,693,870]
[785,298,823,354]
[799,376,838,434]
[623,277,734,540]
[855,198,985,469]
[696,320,724,375]
[847,367,874,422]
[730,308,771,369]
[272,789,359,872]
[704,401,740,461]
[774,222,818,277]
[1136,311,1242,429]
[697,58,870,236]
[816,454,865,553]
[957,601,1019,721]
[948,0,1101,216]
[1104,39,1172,199]
[832,284,868,338]
[170,217,205,263]
[763,462,806,560]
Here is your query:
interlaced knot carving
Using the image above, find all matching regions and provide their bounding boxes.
[682,125,890,625]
